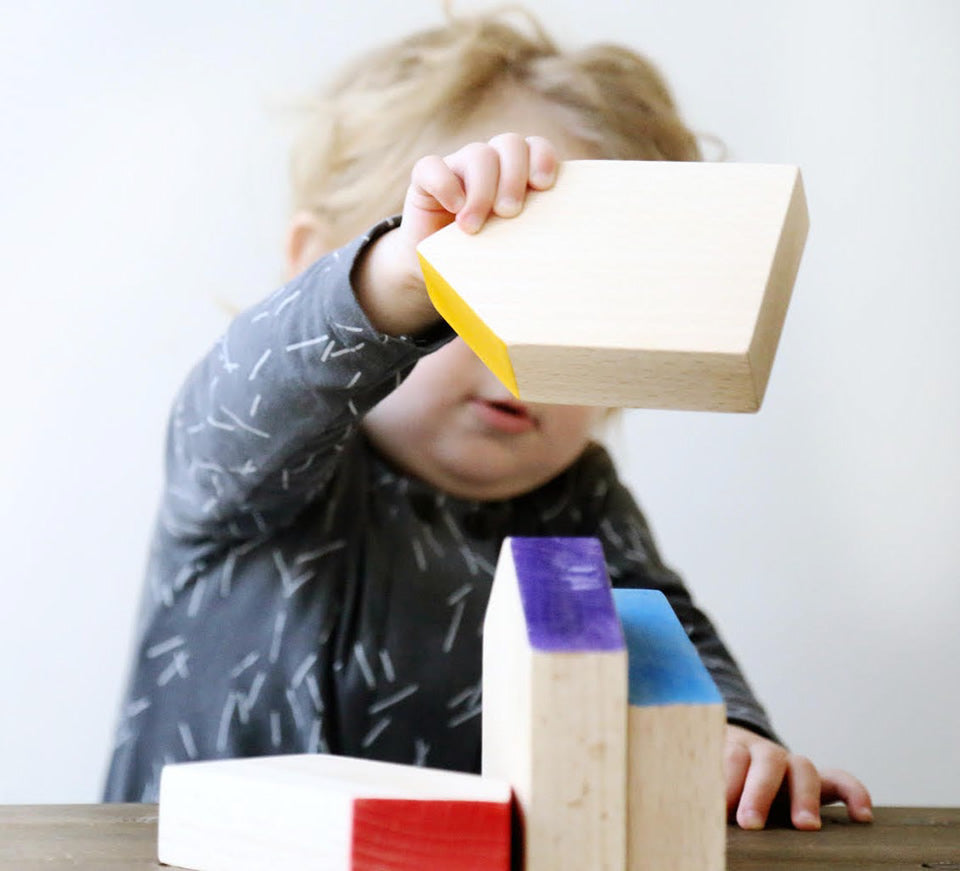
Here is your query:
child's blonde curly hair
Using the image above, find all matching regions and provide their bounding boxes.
[290,5,701,246]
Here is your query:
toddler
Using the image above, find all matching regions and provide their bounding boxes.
[105,8,871,831]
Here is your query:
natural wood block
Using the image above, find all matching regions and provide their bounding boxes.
[482,537,627,871]
[612,589,727,871]
[417,160,808,411]
[157,754,512,871]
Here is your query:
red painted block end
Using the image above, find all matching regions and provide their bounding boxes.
[351,797,511,871]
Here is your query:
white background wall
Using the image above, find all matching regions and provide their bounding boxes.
[1,0,957,805]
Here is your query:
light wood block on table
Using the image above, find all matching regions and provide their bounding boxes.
[418,160,808,411]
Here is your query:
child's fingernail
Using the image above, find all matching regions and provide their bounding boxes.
[497,197,520,217]
[460,213,482,233]
[797,810,820,829]
[857,807,873,823]
[741,810,764,830]
[532,167,556,187]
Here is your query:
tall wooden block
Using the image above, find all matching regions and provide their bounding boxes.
[417,160,808,411]
[612,589,726,871]
[482,536,627,871]
[157,754,512,871]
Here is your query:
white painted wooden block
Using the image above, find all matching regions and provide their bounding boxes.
[157,753,512,871]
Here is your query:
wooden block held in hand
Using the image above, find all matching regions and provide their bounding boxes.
[417,160,808,411]
[482,536,627,871]
[157,753,512,871]
[612,589,727,871]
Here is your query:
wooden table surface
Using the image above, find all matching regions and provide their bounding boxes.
[0,804,957,870]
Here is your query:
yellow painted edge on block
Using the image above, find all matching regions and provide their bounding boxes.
[417,251,519,398]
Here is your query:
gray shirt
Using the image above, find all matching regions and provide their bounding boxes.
[104,217,778,802]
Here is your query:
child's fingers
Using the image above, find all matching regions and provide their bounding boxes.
[445,142,501,234]
[786,755,822,830]
[736,743,789,829]
[408,154,467,214]
[487,132,530,218]
[820,769,874,823]
[525,135,559,190]
[724,739,751,817]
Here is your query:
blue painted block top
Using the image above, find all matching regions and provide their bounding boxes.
[510,537,625,653]
[612,588,723,706]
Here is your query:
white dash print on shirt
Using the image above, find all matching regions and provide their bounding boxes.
[269,612,286,664]
[354,642,376,689]
[216,693,237,753]
[307,718,323,753]
[306,674,323,712]
[217,405,270,439]
[274,289,301,315]
[369,684,418,715]
[285,335,329,352]
[414,739,430,766]
[291,653,317,689]
[157,650,190,686]
[442,600,466,653]
[248,349,271,380]
[146,636,184,659]
[362,717,391,749]
[330,343,367,358]
[177,722,197,760]
[379,649,396,683]
[411,538,427,572]
[230,651,260,679]
[270,711,282,748]
[446,583,472,605]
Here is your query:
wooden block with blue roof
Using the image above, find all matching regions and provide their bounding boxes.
[482,536,628,871]
[612,588,726,871]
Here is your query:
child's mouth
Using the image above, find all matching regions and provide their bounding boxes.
[471,398,537,434]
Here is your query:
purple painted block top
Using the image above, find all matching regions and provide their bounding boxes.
[510,537,625,652]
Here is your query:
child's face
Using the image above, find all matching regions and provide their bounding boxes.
[363,91,605,500]
[364,337,604,500]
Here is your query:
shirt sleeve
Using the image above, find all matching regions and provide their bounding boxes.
[589,450,782,744]
[159,217,452,543]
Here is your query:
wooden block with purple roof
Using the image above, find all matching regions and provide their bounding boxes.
[482,536,627,871]
[612,588,726,871]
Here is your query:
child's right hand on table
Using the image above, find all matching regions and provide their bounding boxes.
[354,134,559,337]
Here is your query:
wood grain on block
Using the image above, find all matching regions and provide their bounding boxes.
[417,159,808,411]
[612,589,726,871]
[482,537,627,871]
[157,754,511,871]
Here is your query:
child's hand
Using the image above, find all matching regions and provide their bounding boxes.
[399,133,559,243]
[725,724,873,830]
[354,134,559,336]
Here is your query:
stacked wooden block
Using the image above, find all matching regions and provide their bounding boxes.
[482,537,726,871]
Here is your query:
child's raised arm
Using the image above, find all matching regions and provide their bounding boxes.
[158,135,559,543]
